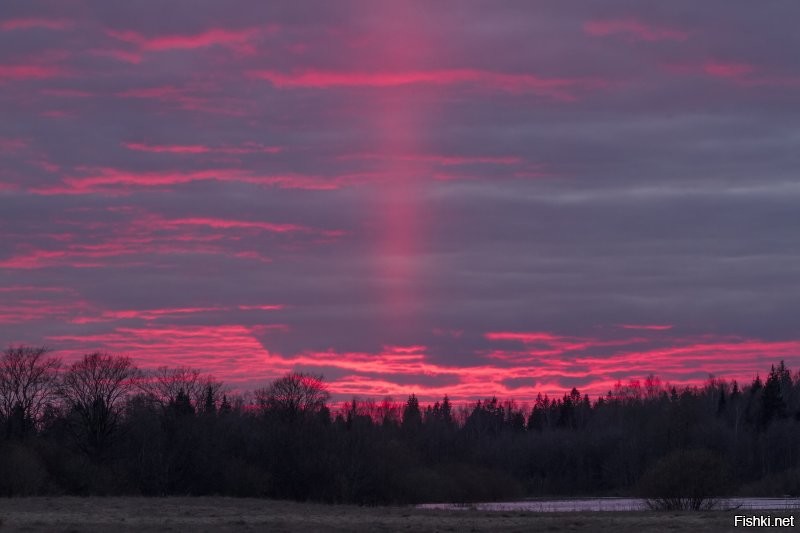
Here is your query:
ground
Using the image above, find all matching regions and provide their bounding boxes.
[0,497,782,532]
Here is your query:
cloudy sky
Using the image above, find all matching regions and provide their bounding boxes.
[2,1,799,401]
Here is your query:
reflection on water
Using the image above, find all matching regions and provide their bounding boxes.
[418,497,800,512]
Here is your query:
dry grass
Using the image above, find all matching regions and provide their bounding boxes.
[0,497,758,532]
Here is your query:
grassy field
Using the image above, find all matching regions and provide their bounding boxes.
[0,497,783,532]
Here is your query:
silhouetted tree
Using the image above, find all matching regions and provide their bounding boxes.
[169,389,195,418]
[0,345,60,435]
[761,364,788,427]
[1,348,800,504]
[201,384,217,415]
[255,372,329,421]
[58,352,138,459]
[143,366,223,413]
[402,394,422,433]
[219,394,232,414]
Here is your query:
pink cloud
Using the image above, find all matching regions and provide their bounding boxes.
[39,88,93,98]
[663,61,800,88]
[617,324,673,331]
[116,86,186,99]
[250,69,608,101]
[122,141,282,155]
[70,306,228,324]
[339,152,521,166]
[663,61,771,84]
[0,249,69,269]
[237,304,284,311]
[0,18,72,31]
[30,159,61,173]
[164,217,312,234]
[485,331,649,361]
[485,331,564,343]
[89,48,143,64]
[124,142,211,154]
[335,152,548,183]
[572,339,800,381]
[0,287,90,324]
[583,18,688,42]
[137,209,333,238]
[0,238,232,269]
[703,61,755,78]
[48,325,278,381]
[115,85,249,116]
[105,26,269,55]
[433,328,464,338]
[0,286,73,294]
[45,300,284,326]
[31,166,359,195]
[22,319,800,401]
[0,137,28,152]
[0,64,63,81]
[0,207,342,270]
[45,167,246,192]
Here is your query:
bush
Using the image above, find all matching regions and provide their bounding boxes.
[637,448,730,510]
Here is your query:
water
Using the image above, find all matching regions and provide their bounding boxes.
[418,497,800,512]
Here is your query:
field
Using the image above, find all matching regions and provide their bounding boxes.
[0,497,771,532]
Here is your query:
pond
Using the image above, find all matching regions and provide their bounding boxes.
[418,497,800,512]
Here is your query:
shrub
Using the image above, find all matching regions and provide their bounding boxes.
[637,448,730,510]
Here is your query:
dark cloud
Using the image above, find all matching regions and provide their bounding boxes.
[1,2,799,400]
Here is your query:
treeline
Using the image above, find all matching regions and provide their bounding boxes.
[2,345,800,503]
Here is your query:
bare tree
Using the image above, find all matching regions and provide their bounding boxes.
[58,352,138,458]
[0,345,61,430]
[377,396,401,427]
[255,372,329,419]
[141,366,224,412]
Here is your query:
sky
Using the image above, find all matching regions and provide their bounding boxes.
[1,1,799,402]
